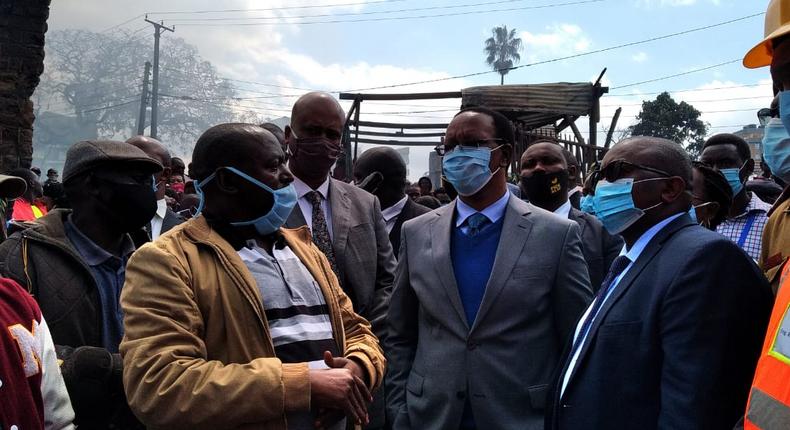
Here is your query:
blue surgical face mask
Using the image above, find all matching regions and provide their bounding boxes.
[780,90,790,134]
[719,167,744,196]
[194,166,297,236]
[762,116,790,183]
[580,194,595,215]
[442,146,501,197]
[592,178,665,235]
[687,206,698,224]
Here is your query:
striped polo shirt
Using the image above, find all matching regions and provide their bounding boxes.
[238,241,343,430]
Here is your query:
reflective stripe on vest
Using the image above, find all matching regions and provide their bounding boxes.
[745,262,790,430]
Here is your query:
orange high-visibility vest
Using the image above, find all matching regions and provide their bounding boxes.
[745,261,790,429]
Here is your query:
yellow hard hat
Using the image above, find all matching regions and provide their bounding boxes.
[744,0,790,69]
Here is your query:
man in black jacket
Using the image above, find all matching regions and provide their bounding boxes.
[0,140,161,429]
[353,147,431,258]
[520,141,623,290]
[546,136,772,429]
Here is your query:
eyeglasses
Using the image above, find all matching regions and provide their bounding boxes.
[589,159,672,192]
[434,138,506,156]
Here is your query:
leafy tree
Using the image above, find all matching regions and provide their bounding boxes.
[484,25,522,85]
[34,29,237,157]
[627,92,709,155]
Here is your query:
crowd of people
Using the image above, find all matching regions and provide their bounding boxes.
[3,1,790,429]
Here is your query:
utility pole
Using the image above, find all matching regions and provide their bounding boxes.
[135,61,152,135]
[144,17,174,139]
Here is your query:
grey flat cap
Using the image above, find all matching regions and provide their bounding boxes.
[62,140,163,183]
[0,174,26,199]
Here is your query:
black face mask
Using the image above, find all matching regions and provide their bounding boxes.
[99,183,158,233]
[289,137,342,180]
[520,170,569,205]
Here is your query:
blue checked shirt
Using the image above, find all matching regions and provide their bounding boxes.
[715,194,772,261]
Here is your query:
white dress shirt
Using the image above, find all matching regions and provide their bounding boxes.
[381,197,408,234]
[455,190,510,234]
[559,212,685,397]
[293,176,333,239]
[149,199,168,240]
[552,200,573,219]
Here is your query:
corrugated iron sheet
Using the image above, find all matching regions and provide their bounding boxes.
[461,83,594,128]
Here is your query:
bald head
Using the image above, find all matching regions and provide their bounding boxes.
[126,135,171,168]
[191,123,283,182]
[353,147,407,208]
[290,92,345,130]
[603,136,692,187]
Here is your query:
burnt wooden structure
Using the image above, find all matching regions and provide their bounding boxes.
[339,73,613,180]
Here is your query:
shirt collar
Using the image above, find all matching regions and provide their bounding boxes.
[293,176,330,200]
[455,190,510,228]
[553,200,572,219]
[155,198,168,219]
[64,216,135,266]
[381,196,409,222]
[735,193,773,218]
[621,212,685,263]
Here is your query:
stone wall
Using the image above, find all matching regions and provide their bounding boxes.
[0,0,51,172]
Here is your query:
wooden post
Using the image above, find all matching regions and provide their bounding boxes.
[353,98,361,163]
[342,100,358,180]
[604,107,622,149]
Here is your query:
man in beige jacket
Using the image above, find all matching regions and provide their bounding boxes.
[120,123,385,430]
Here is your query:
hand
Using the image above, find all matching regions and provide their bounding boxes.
[356,172,384,194]
[309,351,372,426]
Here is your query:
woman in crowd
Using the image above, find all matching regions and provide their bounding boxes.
[691,161,733,230]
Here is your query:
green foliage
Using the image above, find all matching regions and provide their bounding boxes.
[627,92,709,156]
[484,25,523,85]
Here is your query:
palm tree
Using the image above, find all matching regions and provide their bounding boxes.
[484,25,523,85]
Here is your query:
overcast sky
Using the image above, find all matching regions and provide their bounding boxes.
[44,0,773,180]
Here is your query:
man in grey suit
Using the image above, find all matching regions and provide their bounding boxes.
[386,107,593,430]
[284,93,397,429]
[520,141,623,290]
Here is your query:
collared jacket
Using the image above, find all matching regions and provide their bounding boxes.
[761,191,790,292]
[120,215,386,430]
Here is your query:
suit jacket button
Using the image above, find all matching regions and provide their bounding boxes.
[457,391,466,399]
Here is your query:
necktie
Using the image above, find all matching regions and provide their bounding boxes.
[467,213,490,237]
[568,255,631,358]
[305,191,339,277]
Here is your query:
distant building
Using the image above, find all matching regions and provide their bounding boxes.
[733,124,766,176]
[395,147,410,177]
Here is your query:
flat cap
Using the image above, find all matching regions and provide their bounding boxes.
[62,140,162,183]
[0,174,26,199]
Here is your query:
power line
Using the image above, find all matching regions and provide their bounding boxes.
[609,82,770,97]
[344,12,763,92]
[611,60,742,89]
[99,14,146,33]
[147,0,407,15]
[165,0,564,22]
[174,0,603,27]
[602,95,770,107]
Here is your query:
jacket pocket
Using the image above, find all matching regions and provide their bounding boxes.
[598,321,642,337]
[406,371,424,396]
[527,384,548,410]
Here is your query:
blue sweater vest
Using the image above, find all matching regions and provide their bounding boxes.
[451,216,505,326]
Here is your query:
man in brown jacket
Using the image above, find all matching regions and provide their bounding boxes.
[120,123,385,430]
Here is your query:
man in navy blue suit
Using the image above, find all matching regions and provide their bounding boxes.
[547,136,773,430]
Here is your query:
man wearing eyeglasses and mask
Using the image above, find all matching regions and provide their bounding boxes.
[546,136,772,430]
[119,123,384,430]
[700,133,772,261]
[386,107,592,430]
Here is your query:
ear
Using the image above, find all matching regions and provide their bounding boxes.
[499,144,513,168]
[567,164,578,182]
[214,169,240,194]
[741,158,755,180]
[660,177,687,203]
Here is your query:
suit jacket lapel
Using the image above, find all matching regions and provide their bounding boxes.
[430,202,469,329]
[568,208,588,238]
[564,215,695,389]
[471,196,533,332]
[285,203,307,229]
[328,179,351,260]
